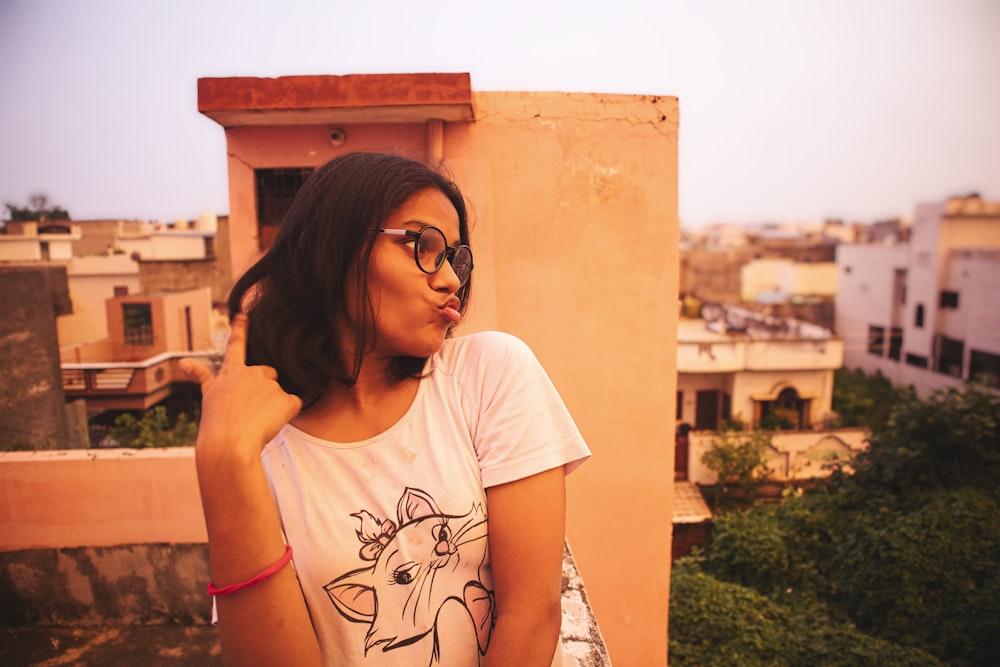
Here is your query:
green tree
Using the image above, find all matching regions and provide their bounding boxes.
[831,367,900,431]
[673,384,1000,666]
[700,427,774,510]
[107,406,197,448]
[841,383,1000,502]
[669,559,945,667]
[3,192,71,222]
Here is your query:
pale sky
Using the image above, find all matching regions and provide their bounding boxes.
[1,0,998,229]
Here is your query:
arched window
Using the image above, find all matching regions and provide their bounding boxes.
[915,303,925,328]
[758,387,810,430]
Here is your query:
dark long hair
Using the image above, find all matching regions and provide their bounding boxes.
[227,152,471,408]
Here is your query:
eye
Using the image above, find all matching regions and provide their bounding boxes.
[432,523,451,543]
[392,562,419,585]
[417,228,448,261]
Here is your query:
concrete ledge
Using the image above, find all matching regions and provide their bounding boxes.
[0,448,206,550]
[1,543,611,665]
[0,449,610,663]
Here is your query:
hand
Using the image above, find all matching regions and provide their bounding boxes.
[180,313,302,464]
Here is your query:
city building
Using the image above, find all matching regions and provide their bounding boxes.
[0,222,80,261]
[675,304,865,485]
[2,215,225,440]
[681,231,838,330]
[836,194,1000,395]
[61,286,214,414]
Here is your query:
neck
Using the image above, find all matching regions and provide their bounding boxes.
[291,355,420,441]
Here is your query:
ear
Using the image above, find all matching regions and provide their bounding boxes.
[397,487,442,524]
[325,568,376,623]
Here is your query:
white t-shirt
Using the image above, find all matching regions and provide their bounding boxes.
[261,331,591,666]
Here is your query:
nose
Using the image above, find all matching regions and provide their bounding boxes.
[431,259,462,293]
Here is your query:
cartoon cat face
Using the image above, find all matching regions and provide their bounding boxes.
[325,488,493,657]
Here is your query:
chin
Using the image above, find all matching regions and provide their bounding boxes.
[390,334,446,360]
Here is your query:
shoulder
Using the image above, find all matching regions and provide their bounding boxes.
[432,330,536,372]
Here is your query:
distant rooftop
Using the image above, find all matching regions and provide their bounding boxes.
[686,303,834,341]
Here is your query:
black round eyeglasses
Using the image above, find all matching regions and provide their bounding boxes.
[378,226,473,287]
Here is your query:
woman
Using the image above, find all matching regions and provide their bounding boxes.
[182,152,590,666]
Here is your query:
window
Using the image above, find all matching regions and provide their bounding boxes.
[905,353,928,369]
[939,290,959,309]
[868,325,886,356]
[255,167,314,252]
[894,269,907,305]
[888,327,903,361]
[758,387,809,430]
[934,335,964,378]
[122,303,153,346]
[970,349,1000,389]
[914,303,925,328]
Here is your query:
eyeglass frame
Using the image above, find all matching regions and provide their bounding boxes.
[376,226,474,286]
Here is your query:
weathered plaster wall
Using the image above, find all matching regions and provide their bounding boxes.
[0,266,76,450]
[0,543,212,626]
[448,91,679,665]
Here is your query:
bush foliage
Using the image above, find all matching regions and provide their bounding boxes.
[700,427,774,511]
[669,560,945,667]
[107,406,197,448]
[672,382,1000,666]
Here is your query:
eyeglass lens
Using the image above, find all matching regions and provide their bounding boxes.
[416,227,472,286]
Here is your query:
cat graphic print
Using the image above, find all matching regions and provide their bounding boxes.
[325,487,495,663]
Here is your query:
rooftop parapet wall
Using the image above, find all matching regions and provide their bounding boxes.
[0,448,610,664]
[0,448,205,550]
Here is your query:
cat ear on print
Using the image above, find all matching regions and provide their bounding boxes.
[325,568,376,623]
[396,487,442,525]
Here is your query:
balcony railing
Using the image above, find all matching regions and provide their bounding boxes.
[60,351,216,410]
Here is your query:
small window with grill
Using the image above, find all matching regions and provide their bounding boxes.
[122,303,153,346]
[255,167,314,252]
[939,291,959,309]
[122,303,153,345]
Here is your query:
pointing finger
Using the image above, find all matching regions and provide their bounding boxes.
[223,313,249,367]
[179,357,215,386]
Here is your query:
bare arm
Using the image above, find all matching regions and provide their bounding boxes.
[483,466,567,667]
[181,314,322,666]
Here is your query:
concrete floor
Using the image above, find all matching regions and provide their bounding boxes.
[1,625,221,666]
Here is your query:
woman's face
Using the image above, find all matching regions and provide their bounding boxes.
[362,187,465,361]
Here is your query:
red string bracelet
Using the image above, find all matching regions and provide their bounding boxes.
[207,544,293,596]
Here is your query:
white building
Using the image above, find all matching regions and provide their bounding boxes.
[0,222,81,261]
[836,194,1000,395]
[740,257,838,303]
[114,217,216,261]
[675,306,863,484]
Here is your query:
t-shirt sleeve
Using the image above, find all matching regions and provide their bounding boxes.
[464,332,591,488]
